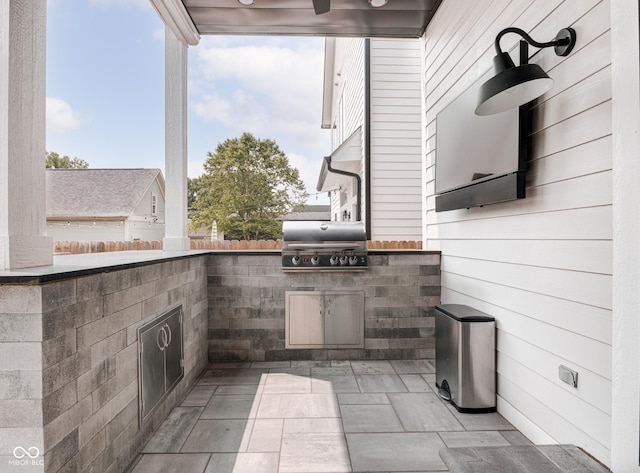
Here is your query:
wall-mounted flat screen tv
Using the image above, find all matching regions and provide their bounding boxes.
[435,69,528,212]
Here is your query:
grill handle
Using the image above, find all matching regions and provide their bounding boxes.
[285,243,363,250]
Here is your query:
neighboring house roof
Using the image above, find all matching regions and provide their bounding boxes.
[284,205,331,221]
[46,168,165,218]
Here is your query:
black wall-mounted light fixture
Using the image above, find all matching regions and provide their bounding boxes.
[475,27,577,116]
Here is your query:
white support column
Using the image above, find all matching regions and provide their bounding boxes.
[0,0,53,269]
[163,26,190,252]
[611,0,640,470]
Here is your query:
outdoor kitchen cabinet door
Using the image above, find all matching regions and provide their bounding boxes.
[324,292,364,347]
[138,306,184,425]
[286,292,324,347]
[285,291,364,348]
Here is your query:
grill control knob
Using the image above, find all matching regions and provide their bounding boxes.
[339,255,348,265]
[349,255,359,265]
[291,255,301,266]
[329,255,339,266]
[310,255,320,265]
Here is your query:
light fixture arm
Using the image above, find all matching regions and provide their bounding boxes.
[494,27,576,57]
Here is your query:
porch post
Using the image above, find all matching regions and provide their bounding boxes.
[611,0,640,469]
[0,0,53,269]
[163,26,190,251]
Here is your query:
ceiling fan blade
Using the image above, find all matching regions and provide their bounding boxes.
[313,0,330,15]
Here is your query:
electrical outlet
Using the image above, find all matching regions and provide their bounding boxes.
[559,365,578,388]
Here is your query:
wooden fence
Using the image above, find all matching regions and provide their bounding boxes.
[54,239,422,254]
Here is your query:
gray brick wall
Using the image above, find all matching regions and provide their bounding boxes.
[0,255,208,473]
[207,252,441,362]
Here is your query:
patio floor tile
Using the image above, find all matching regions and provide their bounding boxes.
[204,453,280,473]
[346,432,447,472]
[179,385,217,406]
[247,418,284,452]
[390,359,436,374]
[337,393,390,405]
[389,392,465,432]
[340,404,404,433]
[279,433,351,473]
[351,360,396,374]
[131,361,537,473]
[263,373,312,394]
[257,393,340,418]
[283,418,344,434]
[311,374,360,393]
[201,394,257,419]
[399,373,433,392]
[181,419,251,453]
[355,374,408,392]
[129,453,210,473]
[199,368,268,385]
[439,431,511,448]
[215,384,261,395]
[142,407,203,453]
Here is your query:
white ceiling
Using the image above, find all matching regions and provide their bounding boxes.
[181,0,442,37]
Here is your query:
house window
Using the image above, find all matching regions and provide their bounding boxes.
[151,193,158,216]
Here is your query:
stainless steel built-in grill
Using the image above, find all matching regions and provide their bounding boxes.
[281,221,368,271]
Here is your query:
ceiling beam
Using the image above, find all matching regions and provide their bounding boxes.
[149,0,200,45]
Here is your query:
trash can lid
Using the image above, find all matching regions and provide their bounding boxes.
[436,304,495,322]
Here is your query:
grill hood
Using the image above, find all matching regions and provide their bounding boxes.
[282,221,367,246]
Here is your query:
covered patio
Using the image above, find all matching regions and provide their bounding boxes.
[2,0,640,472]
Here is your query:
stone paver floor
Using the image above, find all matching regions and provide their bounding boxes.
[127,360,530,473]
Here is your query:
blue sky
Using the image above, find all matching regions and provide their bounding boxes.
[46,0,330,203]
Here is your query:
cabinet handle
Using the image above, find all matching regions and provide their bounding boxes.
[164,323,172,347]
[157,326,169,351]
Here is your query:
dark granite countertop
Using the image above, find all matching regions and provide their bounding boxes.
[0,249,439,284]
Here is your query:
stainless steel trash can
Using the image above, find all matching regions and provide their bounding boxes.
[435,304,496,413]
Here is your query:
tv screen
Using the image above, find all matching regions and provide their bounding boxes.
[435,68,527,212]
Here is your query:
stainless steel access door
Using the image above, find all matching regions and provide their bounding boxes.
[138,305,184,425]
[285,291,364,349]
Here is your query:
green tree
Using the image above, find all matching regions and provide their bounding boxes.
[187,176,202,219]
[190,133,308,240]
[46,151,89,169]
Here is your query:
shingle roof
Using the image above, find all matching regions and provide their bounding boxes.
[46,169,164,218]
[284,205,331,221]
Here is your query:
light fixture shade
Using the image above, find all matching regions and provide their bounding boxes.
[475,52,553,116]
[238,0,255,4]
[369,0,388,7]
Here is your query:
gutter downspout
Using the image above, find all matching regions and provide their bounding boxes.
[364,38,372,240]
[324,156,362,222]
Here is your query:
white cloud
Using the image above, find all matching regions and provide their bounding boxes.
[188,160,205,179]
[287,151,323,198]
[192,93,233,124]
[46,97,84,133]
[187,37,331,203]
[190,37,327,149]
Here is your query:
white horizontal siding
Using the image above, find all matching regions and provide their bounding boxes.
[329,38,366,221]
[441,272,611,346]
[423,0,612,466]
[370,38,423,241]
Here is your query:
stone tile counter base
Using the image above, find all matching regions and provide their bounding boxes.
[0,250,440,472]
[0,256,208,473]
[207,252,441,362]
